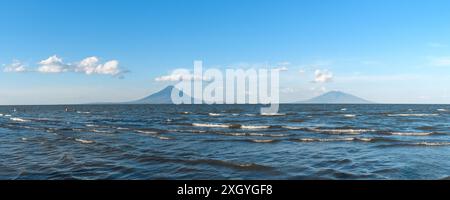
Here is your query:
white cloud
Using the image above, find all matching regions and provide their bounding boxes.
[38,55,69,73]
[76,57,122,76]
[155,69,209,82]
[4,55,126,77]
[313,69,333,83]
[429,57,450,66]
[4,60,27,72]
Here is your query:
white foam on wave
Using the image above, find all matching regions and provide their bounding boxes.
[0,114,3,117]
[437,109,448,112]
[414,142,450,146]
[75,138,94,144]
[5,114,11,117]
[92,129,111,133]
[77,111,91,114]
[116,127,130,130]
[10,117,30,122]
[157,136,172,140]
[391,132,433,136]
[136,130,158,134]
[283,126,305,130]
[86,124,97,127]
[208,113,222,116]
[192,123,231,128]
[343,114,356,118]
[341,108,347,111]
[244,114,256,117]
[241,125,270,129]
[388,114,439,117]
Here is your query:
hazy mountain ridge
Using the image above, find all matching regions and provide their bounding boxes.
[297,91,372,104]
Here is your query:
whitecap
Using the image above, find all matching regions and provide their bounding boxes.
[136,130,158,134]
[341,108,347,111]
[282,126,305,130]
[391,132,433,136]
[5,114,11,117]
[343,114,356,118]
[75,138,94,144]
[208,113,222,116]
[77,111,91,114]
[241,125,270,129]
[437,109,448,112]
[92,129,111,133]
[192,123,230,128]
[158,136,172,140]
[414,142,450,146]
[10,117,30,122]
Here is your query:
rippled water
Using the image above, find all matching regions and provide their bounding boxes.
[1,104,450,180]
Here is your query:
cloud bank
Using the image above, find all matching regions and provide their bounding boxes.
[3,55,126,77]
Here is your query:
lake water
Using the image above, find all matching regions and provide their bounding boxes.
[1,104,449,180]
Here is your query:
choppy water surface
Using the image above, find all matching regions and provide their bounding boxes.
[1,104,450,180]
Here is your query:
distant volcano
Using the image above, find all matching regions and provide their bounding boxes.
[297,91,372,104]
[128,86,187,104]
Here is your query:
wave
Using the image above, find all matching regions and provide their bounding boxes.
[136,130,158,134]
[241,125,271,129]
[390,132,433,136]
[294,137,356,142]
[292,137,394,143]
[192,123,271,130]
[387,114,439,117]
[92,129,112,134]
[251,139,277,143]
[343,114,356,118]
[10,117,30,122]
[437,109,448,112]
[261,113,286,116]
[414,142,450,146]
[208,113,222,116]
[157,136,172,140]
[76,111,91,114]
[310,128,376,135]
[244,114,256,117]
[192,123,231,128]
[75,138,95,144]
[180,112,191,115]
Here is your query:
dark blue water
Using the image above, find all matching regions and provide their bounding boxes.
[1,104,450,180]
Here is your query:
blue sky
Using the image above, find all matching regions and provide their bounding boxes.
[1,0,450,104]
